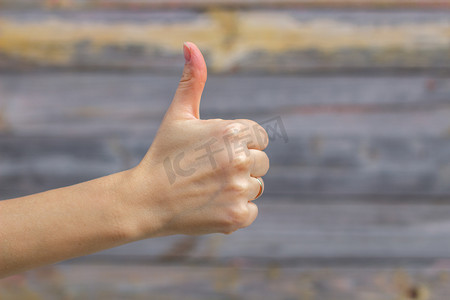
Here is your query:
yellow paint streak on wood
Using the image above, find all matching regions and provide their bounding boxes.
[0,17,221,65]
[237,12,450,52]
[0,11,449,70]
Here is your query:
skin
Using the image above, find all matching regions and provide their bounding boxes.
[0,42,269,278]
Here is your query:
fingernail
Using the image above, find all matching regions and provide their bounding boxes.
[183,42,191,63]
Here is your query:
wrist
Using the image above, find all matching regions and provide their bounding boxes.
[112,166,173,242]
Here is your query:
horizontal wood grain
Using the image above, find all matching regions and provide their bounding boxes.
[1,2,450,289]
[2,0,450,10]
[1,10,449,72]
[2,264,450,300]
[2,73,450,135]
[1,73,450,197]
[69,201,450,262]
[1,73,450,282]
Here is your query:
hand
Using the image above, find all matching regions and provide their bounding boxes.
[0,42,270,277]
[127,42,270,237]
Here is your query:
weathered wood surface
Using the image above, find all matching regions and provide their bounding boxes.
[1,4,450,297]
[1,73,450,198]
[1,264,449,300]
[70,201,450,262]
[1,10,450,72]
[2,0,450,10]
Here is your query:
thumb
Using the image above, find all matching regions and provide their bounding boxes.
[166,42,207,120]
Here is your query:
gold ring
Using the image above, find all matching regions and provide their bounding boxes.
[254,177,264,200]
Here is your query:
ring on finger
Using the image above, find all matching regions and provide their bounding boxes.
[254,177,264,200]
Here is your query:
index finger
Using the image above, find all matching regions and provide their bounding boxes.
[229,119,269,150]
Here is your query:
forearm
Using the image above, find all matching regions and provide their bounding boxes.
[0,169,144,278]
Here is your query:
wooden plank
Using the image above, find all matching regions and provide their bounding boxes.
[2,73,450,135]
[2,264,450,300]
[63,201,450,261]
[0,134,123,199]
[2,136,449,198]
[2,0,450,10]
[1,10,450,72]
[1,73,450,196]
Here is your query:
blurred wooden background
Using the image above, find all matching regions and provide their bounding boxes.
[1,1,450,299]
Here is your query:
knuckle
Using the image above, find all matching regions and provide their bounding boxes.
[232,155,251,171]
[231,205,248,222]
[223,122,246,137]
[205,118,224,125]
[179,70,194,85]
[233,119,269,150]
[219,221,236,235]
[223,205,249,231]
[227,178,249,195]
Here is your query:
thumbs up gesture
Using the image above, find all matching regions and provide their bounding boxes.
[129,42,270,237]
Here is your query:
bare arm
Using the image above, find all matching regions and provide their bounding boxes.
[0,171,140,277]
[0,42,269,278]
